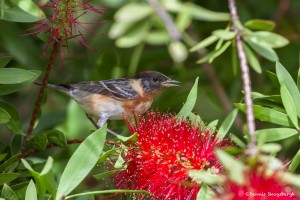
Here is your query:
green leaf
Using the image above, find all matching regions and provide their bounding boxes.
[235,103,292,126]
[0,82,33,95]
[196,185,215,200]
[1,184,18,200]
[190,35,218,52]
[0,101,23,134]
[256,128,298,143]
[97,148,121,164]
[266,71,280,88]
[46,130,67,147]
[231,40,238,76]
[244,44,262,73]
[250,31,289,48]
[207,120,218,131]
[177,77,199,119]
[0,6,41,22]
[114,153,125,169]
[298,53,300,90]
[11,0,45,19]
[65,190,149,199]
[0,107,10,124]
[276,62,300,119]
[208,41,231,63]
[213,30,236,40]
[183,2,230,21]
[168,41,188,63]
[0,154,20,171]
[176,9,192,32]
[280,85,299,128]
[25,180,37,200]
[245,39,278,62]
[115,3,153,23]
[230,134,246,148]
[282,173,300,188]
[0,68,41,84]
[218,109,238,139]
[28,133,48,151]
[244,19,275,31]
[109,22,133,39]
[289,149,300,172]
[259,143,282,154]
[56,125,107,200]
[116,21,150,48]
[145,31,169,45]
[0,173,20,185]
[189,170,223,185]
[216,150,245,184]
[117,133,138,144]
[93,169,119,180]
[0,56,12,68]
[0,153,7,162]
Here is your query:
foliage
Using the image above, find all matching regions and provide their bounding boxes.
[0,0,300,199]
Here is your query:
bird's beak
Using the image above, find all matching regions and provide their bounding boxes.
[162,79,180,87]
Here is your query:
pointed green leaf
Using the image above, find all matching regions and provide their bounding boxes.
[56,125,107,200]
[230,134,246,148]
[25,180,37,200]
[244,44,262,73]
[190,35,218,52]
[98,148,121,164]
[0,107,10,124]
[218,109,238,139]
[46,130,67,147]
[298,54,300,90]
[93,169,119,180]
[259,143,282,154]
[216,150,245,184]
[0,6,41,22]
[213,29,236,40]
[245,39,278,62]
[231,39,238,76]
[1,184,18,200]
[109,21,133,39]
[177,77,199,119]
[0,173,20,185]
[11,0,45,18]
[0,154,20,171]
[114,153,125,169]
[235,103,292,126]
[189,170,223,185]
[244,19,275,31]
[256,128,298,143]
[0,56,12,68]
[208,41,231,63]
[115,3,153,23]
[0,101,23,134]
[289,149,300,172]
[250,31,289,48]
[266,71,280,88]
[0,68,41,84]
[280,85,299,128]
[117,133,138,144]
[276,62,300,119]
[196,185,215,200]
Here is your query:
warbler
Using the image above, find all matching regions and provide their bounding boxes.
[47,71,180,128]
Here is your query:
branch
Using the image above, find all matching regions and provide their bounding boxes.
[22,41,60,151]
[146,0,181,41]
[228,0,257,155]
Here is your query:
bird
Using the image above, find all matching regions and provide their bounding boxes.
[46,71,180,128]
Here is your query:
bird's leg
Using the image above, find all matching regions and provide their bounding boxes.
[86,114,99,129]
[86,114,119,137]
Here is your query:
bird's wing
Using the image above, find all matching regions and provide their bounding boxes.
[66,78,138,100]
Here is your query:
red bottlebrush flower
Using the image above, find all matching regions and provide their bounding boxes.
[25,0,104,64]
[113,111,230,200]
[218,167,299,200]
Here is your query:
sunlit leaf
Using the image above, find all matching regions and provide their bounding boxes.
[56,126,107,200]
[289,149,300,172]
[235,103,292,126]
[11,0,45,19]
[256,128,298,143]
[213,29,236,40]
[0,68,41,84]
[250,31,289,48]
[177,77,199,119]
[245,39,278,62]
[208,41,231,63]
[280,85,299,128]
[218,109,238,139]
[259,143,282,154]
[25,180,37,200]
[190,35,218,52]
[244,44,262,73]
[115,3,153,23]
[244,19,275,31]
[1,184,18,200]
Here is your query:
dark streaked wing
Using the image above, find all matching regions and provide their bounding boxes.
[67,78,138,100]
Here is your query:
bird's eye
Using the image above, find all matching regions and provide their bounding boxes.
[152,77,158,82]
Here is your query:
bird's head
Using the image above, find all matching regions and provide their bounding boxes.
[134,71,180,93]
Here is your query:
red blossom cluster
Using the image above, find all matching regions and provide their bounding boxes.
[218,167,299,200]
[114,111,230,200]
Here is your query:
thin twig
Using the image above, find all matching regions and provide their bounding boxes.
[22,41,60,151]
[273,0,290,26]
[228,0,257,155]
[146,0,181,41]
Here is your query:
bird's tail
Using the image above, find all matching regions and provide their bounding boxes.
[34,82,72,95]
